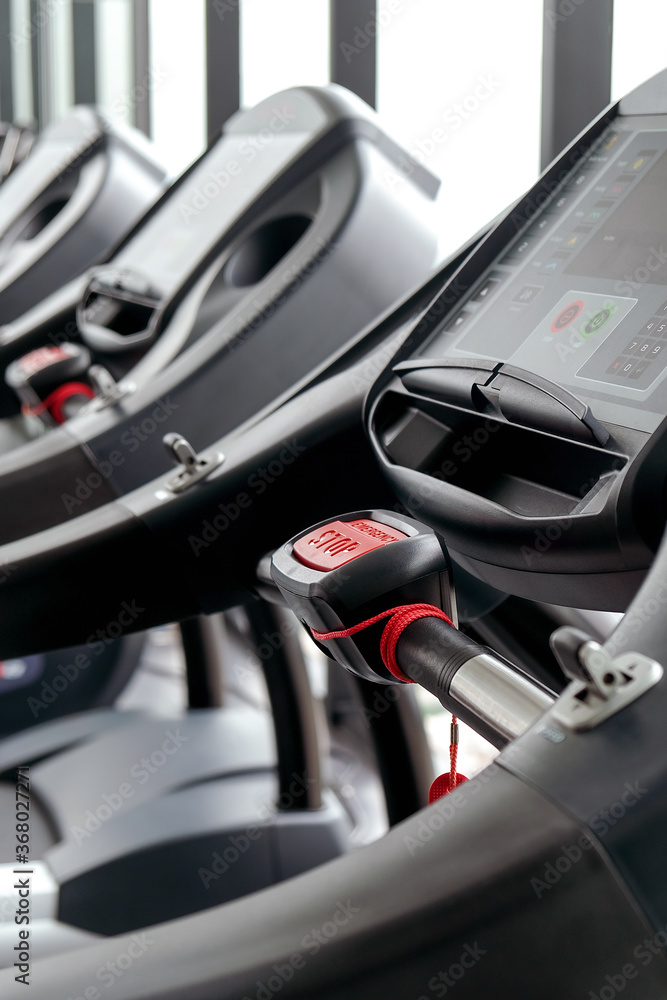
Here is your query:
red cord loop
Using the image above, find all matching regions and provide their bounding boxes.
[310,602,454,683]
[22,382,95,423]
[311,603,468,801]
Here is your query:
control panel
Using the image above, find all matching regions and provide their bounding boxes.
[422,121,667,429]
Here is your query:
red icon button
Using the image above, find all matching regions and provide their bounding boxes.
[551,300,584,332]
[293,518,408,571]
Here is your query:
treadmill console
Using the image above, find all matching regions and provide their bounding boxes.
[424,121,667,427]
[367,70,667,611]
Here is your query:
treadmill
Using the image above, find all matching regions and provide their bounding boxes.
[0,83,449,965]
[0,107,166,325]
[2,66,667,999]
[0,83,442,735]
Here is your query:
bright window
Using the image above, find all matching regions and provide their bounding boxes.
[377,0,543,259]
[241,0,329,109]
[148,0,206,175]
[612,1,667,101]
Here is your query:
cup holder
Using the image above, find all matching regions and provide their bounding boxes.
[16,196,71,242]
[224,214,312,287]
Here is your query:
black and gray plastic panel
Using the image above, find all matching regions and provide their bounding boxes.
[0,85,441,544]
[75,85,438,355]
[7,454,667,998]
[0,260,476,659]
[0,107,165,325]
[0,707,352,950]
[2,761,664,999]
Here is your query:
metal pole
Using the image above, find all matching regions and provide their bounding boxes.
[132,0,151,136]
[0,2,15,121]
[29,0,44,125]
[72,0,97,106]
[330,0,377,108]
[541,0,614,169]
[205,0,240,146]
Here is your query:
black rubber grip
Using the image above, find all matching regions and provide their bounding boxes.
[396,617,509,748]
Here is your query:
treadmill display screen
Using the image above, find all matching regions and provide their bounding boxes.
[567,148,667,284]
[421,117,667,430]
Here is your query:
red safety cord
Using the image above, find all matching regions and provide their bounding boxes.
[22,382,95,424]
[311,603,467,800]
[311,603,455,683]
[428,715,468,802]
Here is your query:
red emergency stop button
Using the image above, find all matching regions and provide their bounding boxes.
[15,346,69,378]
[293,518,408,571]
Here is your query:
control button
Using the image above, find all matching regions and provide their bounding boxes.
[632,151,656,171]
[552,193,572,212]
[630,360,651,379]
[538,259,560,277]
[624,338,641,354]
[654,319,667,338]
[12,345,69,378]
[584,201,612,224]
[635,340,654,356]
[551,250,570,260]
[501,238,531,264]
[650,342,664,357]
[517,290,636,385]
[293,518,408,572]
[445,309,470,332]
[513,285,542,305]
[472,276,500,302]
[606,356,627,375]
[527,217,553,237]
[640,317,659,337]
[608,180,629,198]
[582,306,615,337]
[551,300,584,332]
[618,359,636,377]
[657,300,667,316]
[563,231,585,250]
[604,134,620,151]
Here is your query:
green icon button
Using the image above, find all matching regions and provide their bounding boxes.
[582,305,615,337]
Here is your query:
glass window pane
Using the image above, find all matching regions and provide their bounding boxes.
[377,0,543,259]
[95,0,134,125]
[10,0,35,121]
[612,1,667,101]
[241,0,328,109]
[149,0,206,175]
[50,0,74,121]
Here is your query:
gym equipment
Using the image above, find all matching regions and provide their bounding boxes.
[0,107,166,326]
[0,85,440,552]
[3,65,667,1000]
[0,633,145,738]
[0,109,165,733]
[0,83,448,962]
[366,77,667,612]
[0,83,441,735]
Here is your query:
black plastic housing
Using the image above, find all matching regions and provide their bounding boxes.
[271,509,455,684]
[364,83,667,612]
[0,106,165,326]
